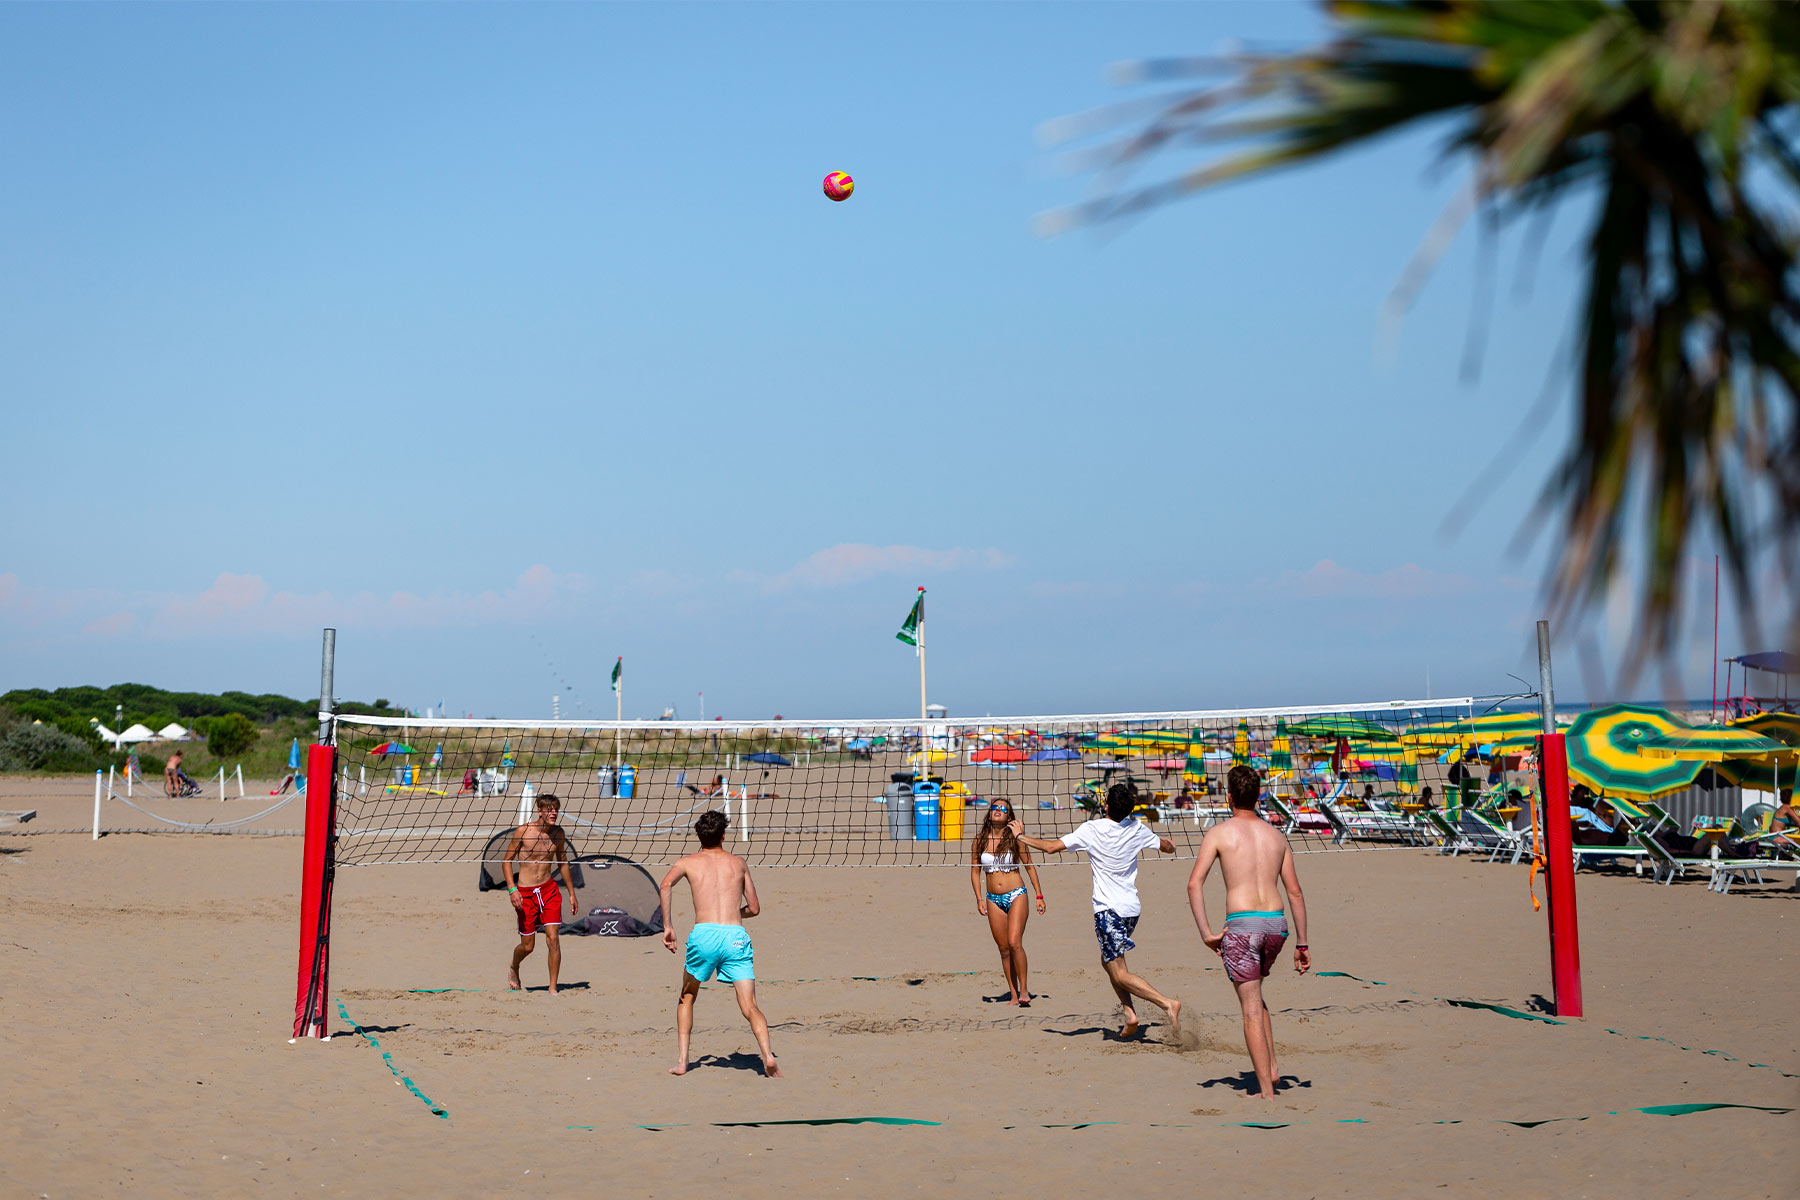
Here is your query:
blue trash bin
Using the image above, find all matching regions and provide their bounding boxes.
[618,765,636,799]
[912,782,941,841]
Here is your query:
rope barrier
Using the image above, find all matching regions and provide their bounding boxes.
[105,785,300,830]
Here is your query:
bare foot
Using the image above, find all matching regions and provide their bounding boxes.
[1006,995,1021,1007]
[1165,997,1182,1035]
[548,986,558,995]
[668,1061,688,1076]
[1120,1012,1140,1039]
[1018,995,1032,1008]
[762,1057,782,1078]
[507,968,521,991]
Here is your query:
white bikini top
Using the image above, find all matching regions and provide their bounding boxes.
[980,851,1019,874]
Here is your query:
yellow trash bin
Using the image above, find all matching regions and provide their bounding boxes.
[941,794,964,841]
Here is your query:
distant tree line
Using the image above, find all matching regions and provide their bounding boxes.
[0,683,400,774]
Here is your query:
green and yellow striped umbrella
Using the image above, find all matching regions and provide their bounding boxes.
[1564,704,1710,799]
[1713,713,1800,791]
[1287,715,1396,740]
[1635,727,1792,762]
[1402,711,1543,748]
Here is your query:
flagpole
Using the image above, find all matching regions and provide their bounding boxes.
[918,601,927,723]
[614,657,623,769]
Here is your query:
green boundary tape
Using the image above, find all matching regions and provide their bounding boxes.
[1318,968,1798,1077]
[336,999,450,1120]
[574,1104,1792,1133]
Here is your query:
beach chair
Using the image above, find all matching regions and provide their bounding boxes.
[1709,858,1800,893]
[1424,809,1478,855]
[1317,798,1419,847]
[1260,793,1301,834]
[1631,831,1727,887]
[1466,808,1531,864]
[1636,799,1678,836]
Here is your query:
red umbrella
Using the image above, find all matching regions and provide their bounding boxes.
[971,746,1028,764]
[1145,757,1186,775]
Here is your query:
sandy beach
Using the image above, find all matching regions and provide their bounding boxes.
[3,773,1795,1198]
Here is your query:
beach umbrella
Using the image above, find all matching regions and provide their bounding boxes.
[971,746,1028,764]
[1634,726,1792,762]
[287,738,302,771]
[1233,721,1251,766]
[430,742,444,767]
[1287,715,1397,740]
[1027,747,1080,762]
[744,751,792,767]
[1268,720,1293,772]
[1144,757,1187,775]
[1702,713,1800,792]
[371,741,416,756]
[1402,711,1542,748]
[1564,704,1710,799]
[845,737,873,750]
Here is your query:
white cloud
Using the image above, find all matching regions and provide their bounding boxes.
[74,566,589,640]
[750,543,1015,592]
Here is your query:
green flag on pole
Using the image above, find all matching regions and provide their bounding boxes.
[611,657,622,693]
[896,591,924,646]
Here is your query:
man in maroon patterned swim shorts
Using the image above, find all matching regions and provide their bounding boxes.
[1187,765,1310,1100]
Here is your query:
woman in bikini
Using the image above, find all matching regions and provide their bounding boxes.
[969,798,1045,1006]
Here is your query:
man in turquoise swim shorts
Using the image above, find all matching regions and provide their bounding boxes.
[659,810,782,1077]
[1187,765,1311,1100]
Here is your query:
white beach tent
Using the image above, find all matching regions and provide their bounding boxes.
[156,723,192,741]
[117,723,158,745]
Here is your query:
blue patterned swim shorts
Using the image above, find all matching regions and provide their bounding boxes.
[1093,908,1139,962]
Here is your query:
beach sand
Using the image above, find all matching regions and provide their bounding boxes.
[3,774,1795,1198]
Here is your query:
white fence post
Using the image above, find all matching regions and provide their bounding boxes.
[234,764,245,798]
[92,770,103,840]
[217,766,226,801]
[108,764,116,800]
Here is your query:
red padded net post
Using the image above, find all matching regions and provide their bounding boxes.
[292,743,337,1040]
[1538,733,1583,1017]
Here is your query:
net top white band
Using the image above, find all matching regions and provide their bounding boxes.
[333,694,1524,733]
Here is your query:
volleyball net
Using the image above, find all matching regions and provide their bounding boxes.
[325,696,1522,868]
[293,694,1530,1038]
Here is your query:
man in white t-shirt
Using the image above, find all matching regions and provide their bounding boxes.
[1011,784,1181,1039]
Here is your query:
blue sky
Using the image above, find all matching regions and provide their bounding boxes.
[0,3,1748,719]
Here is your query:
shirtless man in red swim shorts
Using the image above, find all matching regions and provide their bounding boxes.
[1187,764,1310,1100]
[503,793,579,994]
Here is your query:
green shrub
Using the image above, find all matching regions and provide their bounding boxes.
[207,712,258,760]
[0,722,97,772]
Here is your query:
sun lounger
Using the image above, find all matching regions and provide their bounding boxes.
[1424,810,1475,855]
[1466,808,1532,864]
[1629,830,1741,887]
[1260,793,1301,834]
[1317,798,1420,847]
[1709,858,1800,893]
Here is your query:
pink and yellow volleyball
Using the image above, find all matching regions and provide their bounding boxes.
[823,171,854,202]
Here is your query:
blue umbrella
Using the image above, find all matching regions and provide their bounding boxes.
[845,738,872,750]
[287,738,302,771]
[1027,747,1080,762]
[744,752,792,767]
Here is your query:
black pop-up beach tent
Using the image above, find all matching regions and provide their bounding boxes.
[477,831,663,936]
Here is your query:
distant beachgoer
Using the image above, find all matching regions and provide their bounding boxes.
[1772,790,1799,834]
[1186,765,1310,1101]
[1418,785,1436,810]
[659,811,781,1078]
[970,798,1045,1007]
[502,793,578,994]
[1010,784,1181,1040]
[164,752,181,798]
